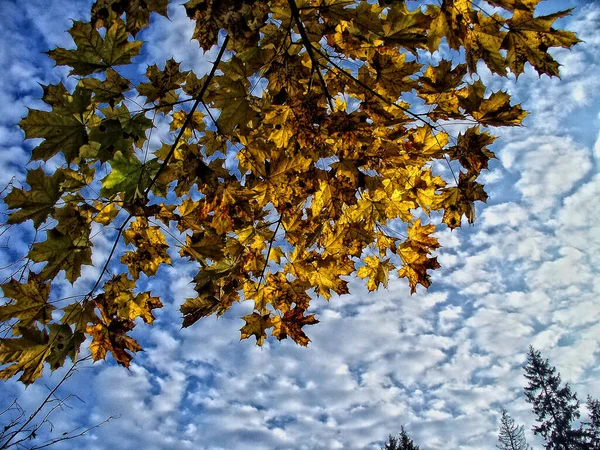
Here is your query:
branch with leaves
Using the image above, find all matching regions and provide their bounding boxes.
[0,0,580,385]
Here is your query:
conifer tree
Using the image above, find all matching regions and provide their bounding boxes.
[581,396,600,449]
[523,347,583,450]
[496,409,531,450]
[382,426,420,450]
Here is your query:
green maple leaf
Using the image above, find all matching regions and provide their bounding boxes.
[45,324,85,371]
[29,229,93,284]
[20,109,89,162]
[87,105,153,161]
[41,82,93,115]
[0,274,54,329]
[4,168,64,228]
[81,68,131,105]
[61,301,99,334]
[20,85,93,162]
[100,152,160,202]
[0,327,50,385]
[47,19,142,76]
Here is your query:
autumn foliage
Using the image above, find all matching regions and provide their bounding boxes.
[0,0,579,384]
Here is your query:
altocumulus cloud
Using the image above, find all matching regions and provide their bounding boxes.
[0,1,599,450]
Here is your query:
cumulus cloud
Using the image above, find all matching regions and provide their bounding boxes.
[499,135,592,214]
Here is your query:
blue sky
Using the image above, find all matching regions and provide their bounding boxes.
[0,0,599,449]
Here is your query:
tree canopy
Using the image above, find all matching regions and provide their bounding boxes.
[0,0,579,384]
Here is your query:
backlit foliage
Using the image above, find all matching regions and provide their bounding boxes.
[0,0,579,384]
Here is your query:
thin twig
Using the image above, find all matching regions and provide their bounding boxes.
[259,215,283,286]
[0,357,89,449]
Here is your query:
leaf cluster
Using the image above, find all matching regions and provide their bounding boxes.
[0,0,579,384]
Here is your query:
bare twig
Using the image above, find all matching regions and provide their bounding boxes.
[0,356,104,450]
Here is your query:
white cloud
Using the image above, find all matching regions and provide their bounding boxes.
[527,246,593,290]
[499,135,592,214]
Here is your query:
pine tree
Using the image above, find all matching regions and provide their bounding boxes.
[497,409,531,450]
[581,396,600,449]
[523,346,584,450]
[382,426,421,450]
[383,434,399,450]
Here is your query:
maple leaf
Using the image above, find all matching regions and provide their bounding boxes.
[448,127,497,175]
[138,59,188,105]
[100,152,160,203]
[93,201,120,225]
[486,0,531,11]
[271,307,319,346]
[40,82,93,115]
[180,231,226,261]
[91,0,169,36]
[86,321,142,367]
[504,8,581,77]
[171,111,205,139]
[398,250,441,294]
[61,301,99,334]
[19,86,91,162]
[362,48,421,100]
[406,219,440,253]
[53,203,94,237]
[0,327,50,385]
[45,324,85,371]
[356,255,395,292]
[0,274,54,329]
[382,2,431,52]
[29,229,93,284]
[47,19,142,76]
[181,296,220,328]
[4,168,64,228]
[459,82,527,127]
[121,217,171,279]
[81,68,131,106]
[240,312,272,346]
[466,15,508,75]
[96,274,163,324]
[438,172,489,228]
[185,0,269,50]
[88,104,153,162]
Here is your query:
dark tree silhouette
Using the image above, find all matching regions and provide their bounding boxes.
[523,346,584,450]
[496,409,531,450]
[581,396,600,449]
[382,426,421,450]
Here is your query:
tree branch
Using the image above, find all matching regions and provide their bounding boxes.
[146,34,230,194]
[288,0,335,109]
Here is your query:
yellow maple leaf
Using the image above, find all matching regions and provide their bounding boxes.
[240,312,273,346]
[356,255,394,291]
